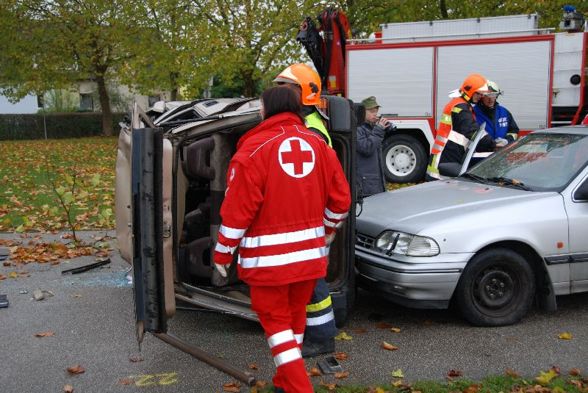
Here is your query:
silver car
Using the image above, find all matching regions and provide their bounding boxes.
[355,126,588,326]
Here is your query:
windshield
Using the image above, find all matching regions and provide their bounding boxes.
[467,132,588,192]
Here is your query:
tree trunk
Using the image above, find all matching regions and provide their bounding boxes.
[439,0,448,19]
[96,75,113,136]
[243,72,257,98]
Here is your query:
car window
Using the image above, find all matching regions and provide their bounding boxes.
[468,133,588,191]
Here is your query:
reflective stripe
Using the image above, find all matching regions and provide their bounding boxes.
[294,333,304,344]
[306,310,335,326]
[440,113,452,124]
[472,152,493,158]
[267,329,294,348]
[451,106,462,114]
[274,347,302,367]
[214,242,236,254]
[239,247,327,268]
[436,135,448,144]
[240,226,324,248]
[323,218,339,228]
[306,295,332,313]
[219,225,246,239]
[324,208,348,220]
[447,130,470,147]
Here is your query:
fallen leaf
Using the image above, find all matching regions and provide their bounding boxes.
[128,355,143,363]
[392,379,404,387]
[63,384,74,393]
[67,365,85,375]
[308,367,322,377]
[381,341,399,351]
[334,352,348,361]
[34,331,55,337]
[8,271,18,279]
[391,369,404,378]
[558,332,573,340]
[447,369,463,377]
[248,363,258,370]
[118,378,134,385]
[569,368,581,376]
[254,380,268,388]
[375,322,395,329]
[569,379,583,389]
[390,327,401,333]
[551,365,561,375]
[0,274,6,280]
[319,381,337,390]
[334,371,349,379]
[536,369,558,385]
[351,327,368,334]
[374,388,387,393]
[463,384,480,393]
[506,368,521,378]
[222,382,241,392]
[335,331,353,341]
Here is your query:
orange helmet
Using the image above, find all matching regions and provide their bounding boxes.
[273,63,322,106]
[459,73,489,100]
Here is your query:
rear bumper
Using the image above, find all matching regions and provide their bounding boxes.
[355,249,469,309]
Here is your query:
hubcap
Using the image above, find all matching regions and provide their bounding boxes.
[474,268,515,309]
[386,144,416,176]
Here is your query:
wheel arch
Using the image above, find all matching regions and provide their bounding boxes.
[455,240,556,311]
[384,128,430,153]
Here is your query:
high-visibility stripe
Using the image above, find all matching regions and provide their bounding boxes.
[239,247,327,268]
[472,152,493,158]
[240,226,324,248]
[324,208,348,220]
[306,310,335,326]
[440,113,452,124]
[267,329,294,348]
[274,347,302,367]
[306,296,332,313]
[214,242,236,254]
[323,218,342,228]
[447,130,470,147]
[436,135,448,144]
[219,225,246,239]
[451,106,462,114]
[294,333,304,344]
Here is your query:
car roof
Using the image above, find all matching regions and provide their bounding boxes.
[532,125,588,135]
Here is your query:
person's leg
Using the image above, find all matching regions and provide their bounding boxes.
[289,279,317,348]
[250,284,313,393]
[302,278,337,357]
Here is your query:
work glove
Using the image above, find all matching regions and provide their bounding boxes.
[495,137,508,147]
[214,263,231,278]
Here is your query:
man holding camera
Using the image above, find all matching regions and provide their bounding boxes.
[357,96,393,197]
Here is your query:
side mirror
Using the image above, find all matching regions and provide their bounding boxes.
[438,162,462,178]
[327,96,352,133]
[574,179,588,201]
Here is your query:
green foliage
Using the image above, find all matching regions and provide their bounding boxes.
[41,90,79,113]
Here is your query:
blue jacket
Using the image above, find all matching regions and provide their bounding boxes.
[474,103,519,141]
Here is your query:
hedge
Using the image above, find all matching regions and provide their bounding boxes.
[0,112,127,140]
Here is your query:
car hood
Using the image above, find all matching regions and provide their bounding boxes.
[357,179,560,237]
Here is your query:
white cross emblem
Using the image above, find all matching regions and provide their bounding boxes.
[278,137,315,178]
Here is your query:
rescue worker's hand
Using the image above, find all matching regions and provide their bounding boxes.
[495,137,508,148]
[214,263,231,278]
[325,232,336,246]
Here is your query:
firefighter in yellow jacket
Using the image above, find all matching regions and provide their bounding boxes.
[426,73,496,180]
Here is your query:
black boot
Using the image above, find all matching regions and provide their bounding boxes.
[301,338,335,358]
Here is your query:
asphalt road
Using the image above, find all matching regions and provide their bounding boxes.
[1,231,587,393]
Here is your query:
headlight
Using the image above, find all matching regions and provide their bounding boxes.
[374,230,439,257]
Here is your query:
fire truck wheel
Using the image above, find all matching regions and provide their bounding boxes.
[382,135,427,183]
[454,248,535,326]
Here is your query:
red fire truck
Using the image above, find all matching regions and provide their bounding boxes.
[299,8,587,183]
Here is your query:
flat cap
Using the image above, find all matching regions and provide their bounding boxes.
[361,96,380,109]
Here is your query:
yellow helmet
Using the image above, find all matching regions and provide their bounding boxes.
[273,63,322,106]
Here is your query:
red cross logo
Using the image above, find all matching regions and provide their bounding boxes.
[279,137,315,178]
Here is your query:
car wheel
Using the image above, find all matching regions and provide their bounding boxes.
[455,248,535,326]
[382,134,427,183]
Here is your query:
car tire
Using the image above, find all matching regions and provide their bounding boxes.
[455,248,535,326]
[382,134,427,183]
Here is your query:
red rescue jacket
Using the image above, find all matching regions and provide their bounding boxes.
[213,112,351,286]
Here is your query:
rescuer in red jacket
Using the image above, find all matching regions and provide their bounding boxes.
[214,85,351,393]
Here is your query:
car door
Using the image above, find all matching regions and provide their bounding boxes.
[129,105,257,385]
[566,172,588,292]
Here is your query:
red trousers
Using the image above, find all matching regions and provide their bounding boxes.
[250,279,317,393]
